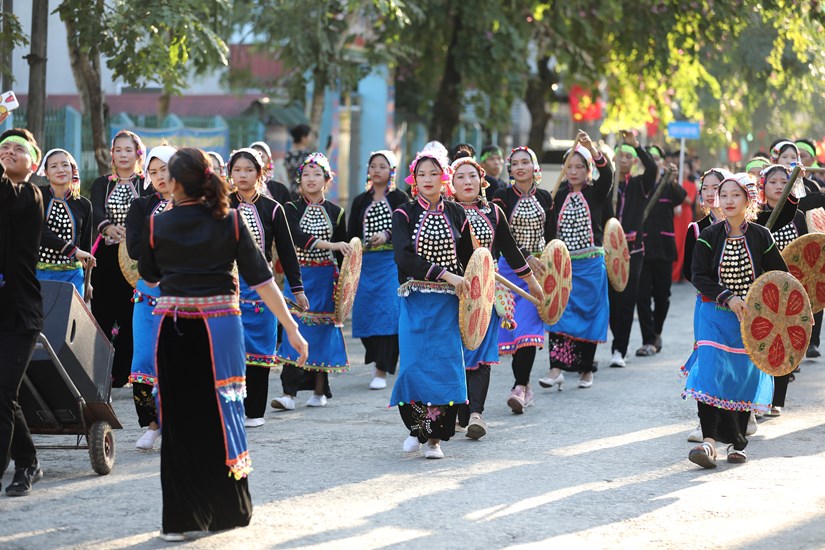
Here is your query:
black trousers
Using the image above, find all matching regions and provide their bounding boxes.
[399,403,458,442]
[280,364,331,398]
[697,401,750,450]
[609,251,644,356]
[637,258,674,346]
[244,364,271,419]
[133,382,158,427]
[91,243,135,387]
[511,346,537,388]
[457,364,491,426]
[362,335,399,375]
[0,330,39,471]
[773,374,790,408]
[810,311,823,347]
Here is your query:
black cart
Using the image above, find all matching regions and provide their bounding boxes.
[19,281,122,475]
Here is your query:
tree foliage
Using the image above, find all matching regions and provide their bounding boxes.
[0,8,29,86]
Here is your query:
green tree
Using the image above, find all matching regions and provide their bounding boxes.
[58,0,232,174]
[230,0,414,137]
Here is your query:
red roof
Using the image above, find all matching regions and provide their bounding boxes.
[17,93,265,117]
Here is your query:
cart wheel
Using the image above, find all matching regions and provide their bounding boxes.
[88,421,115,475]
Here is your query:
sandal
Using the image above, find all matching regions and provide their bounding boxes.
[688,442,717,469]
[635,344,657,357]
[726,445,748,464]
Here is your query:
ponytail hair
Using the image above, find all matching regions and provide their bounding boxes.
[168,148,230,220]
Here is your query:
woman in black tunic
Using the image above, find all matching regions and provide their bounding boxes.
[90,130,152,386]
[139,148,307,540]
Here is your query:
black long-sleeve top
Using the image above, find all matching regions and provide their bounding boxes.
[682,213,717,282]
[90,174,151,235]
[0,168,44,331]
[692,221,787,306]
[265,179,292,206]
[284,197,347,268]
[615,146,658,253]
[125,194,171,261]
[460,200,531,277]
[392,195,474,284]
[483,175,505,202]
[642,173,689,261]
[347,188,410,249]
[37,186,93,265]
[759,199,808,252]
[492,184,556,258]
[551,153,613,252]
[138,204,272,297]
[230,192,304,294]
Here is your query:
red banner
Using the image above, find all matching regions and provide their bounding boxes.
[569,85,603,122]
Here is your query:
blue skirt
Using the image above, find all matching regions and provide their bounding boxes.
[683,300,773,413]
[351,250,400,338]
[239,276,278,367]
[498,257,544,353]
[464,307,500,370]
[545,254,609,343]
[390,290,467,406]
[680,294,703,378]
[276,264,348,372]
[37,266,84,298]
[130,278,161,385]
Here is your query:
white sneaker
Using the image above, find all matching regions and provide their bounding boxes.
[306,394,327,407]
[746,412,758,436]
[424,442,444,459]
[244,417,265,428]
[135,428,161,450]
[369,376,387,390]
[270,396,295,410]
[610,350,626,368]
[687,424,703,443]
[403,435,422,453]
[159,532,185,542]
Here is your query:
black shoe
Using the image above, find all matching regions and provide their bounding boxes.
[806,345,821,358]
[5,460,43,497]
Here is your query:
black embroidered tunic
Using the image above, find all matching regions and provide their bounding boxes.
[392,196,474,286]
[460,200,531,277]
[230,192,304,294]
[284,197,347,267]
[692,221,787,305]
[90,175,151,236]
[38,186,93,266]
[551,153,613,253]
[126,194,171,262]
[348,188,410,251]
[492,184,555,258]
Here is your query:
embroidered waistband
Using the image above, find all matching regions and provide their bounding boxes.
[154,294,240,318]
[569,246,605,260]
[397,280,455,297]
[36,261,83,271]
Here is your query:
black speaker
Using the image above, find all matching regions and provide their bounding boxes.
[20,281,119,432]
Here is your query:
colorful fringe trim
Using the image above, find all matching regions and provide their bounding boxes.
[240,298,265,313]
[365,243,393,252]
[132,289,158,306]
[128,373,155,386]
[498,336,544,354]
[227,452,252,480]
[682,388,771,414]
[217,378,247,403]
[569,246,605,260]
[293,310,339,326]
[397,280,455,297]
[154,294,240,318]
[277,357,349,373]
[246,353,279,367]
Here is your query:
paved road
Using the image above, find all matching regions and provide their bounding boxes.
[1,282,824,549]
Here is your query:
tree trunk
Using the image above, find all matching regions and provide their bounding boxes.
[26,0,47,143]
[309,69,326,147]
[428,13,462,146]
[61,4,109,175]
[157,90,170,123]
[525,56,557,153]
[1,0,13,92]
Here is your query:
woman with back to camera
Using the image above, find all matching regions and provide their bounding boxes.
[138,148,307,541]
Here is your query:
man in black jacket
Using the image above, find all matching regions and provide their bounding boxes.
[608,132,658,367]
[0,126,45,496]
[636,148,687,356]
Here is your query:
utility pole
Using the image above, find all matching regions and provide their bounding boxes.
[26,0,48,143]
